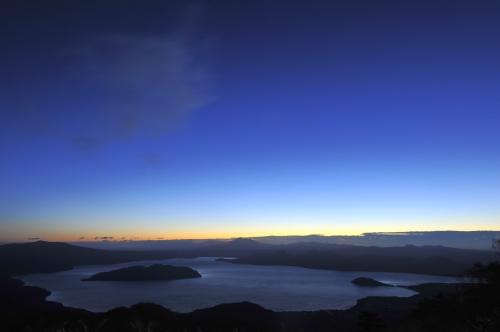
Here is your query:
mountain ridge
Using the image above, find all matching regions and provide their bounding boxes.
[0,240,495,277]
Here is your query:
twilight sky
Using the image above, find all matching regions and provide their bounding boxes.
[1,1,499,243]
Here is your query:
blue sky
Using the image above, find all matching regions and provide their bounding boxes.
[0,1,499,242]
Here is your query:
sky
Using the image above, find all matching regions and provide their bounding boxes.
[0,1,499,243]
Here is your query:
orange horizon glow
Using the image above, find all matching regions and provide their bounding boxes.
[3,226,500,244]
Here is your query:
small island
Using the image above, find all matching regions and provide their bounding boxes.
[351,277,393,287]
[81,264,202,282]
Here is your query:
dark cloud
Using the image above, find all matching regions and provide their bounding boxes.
[28,237,40,240]
[79,237,84,240]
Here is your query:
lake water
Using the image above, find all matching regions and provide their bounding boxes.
[19,257,456,313]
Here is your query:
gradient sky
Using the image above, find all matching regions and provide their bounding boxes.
[1,1,499,243]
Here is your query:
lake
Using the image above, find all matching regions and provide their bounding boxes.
[19,257,456,312]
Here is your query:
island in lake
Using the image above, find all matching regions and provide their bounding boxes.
[81,264,202,282]
[351,277,393,287]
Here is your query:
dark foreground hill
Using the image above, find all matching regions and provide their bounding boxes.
[0,275,460,332]
[3,260,499,332]
[82,264,201,282]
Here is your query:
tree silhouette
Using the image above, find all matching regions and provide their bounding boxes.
[405,240,500,332]
[357,311,386,332]
[493,238,500,255]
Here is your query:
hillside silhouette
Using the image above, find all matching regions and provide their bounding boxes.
[0,274,459,332]
[3,261,497,331]
[218,248,493,277]
[0,241,196,276]
[0,240,495,277]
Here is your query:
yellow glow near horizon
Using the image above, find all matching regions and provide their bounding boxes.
[1,213,499,243]
[2,223,500,243]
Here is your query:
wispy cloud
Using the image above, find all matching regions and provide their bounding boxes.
[28,237,40,240]
[68,28,214,153]
[7,5,214,158]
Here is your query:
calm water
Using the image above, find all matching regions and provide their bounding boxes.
[19,257,456,312]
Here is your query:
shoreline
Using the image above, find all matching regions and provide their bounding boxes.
[1,275,459,332]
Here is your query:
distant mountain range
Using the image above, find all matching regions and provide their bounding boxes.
[66,231,500,250]
[193,237,357,257]
[0,239,496,277]
[213,239,497,277]
[218,250,473,277]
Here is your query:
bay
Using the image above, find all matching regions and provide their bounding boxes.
[19,257,456,312]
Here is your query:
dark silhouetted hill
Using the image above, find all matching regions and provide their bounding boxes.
[1,240,495,277]
[326,244,495,264]
[82,264,201,281]
[0,241,197,276]
[0,274,461,332]
[195,238,356,258]
[0,276,94,332]
[205,238,270,250]
[3,256,495,332]
[219,249,480,277]
[279,241,353,254]
[199,238,495,263]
